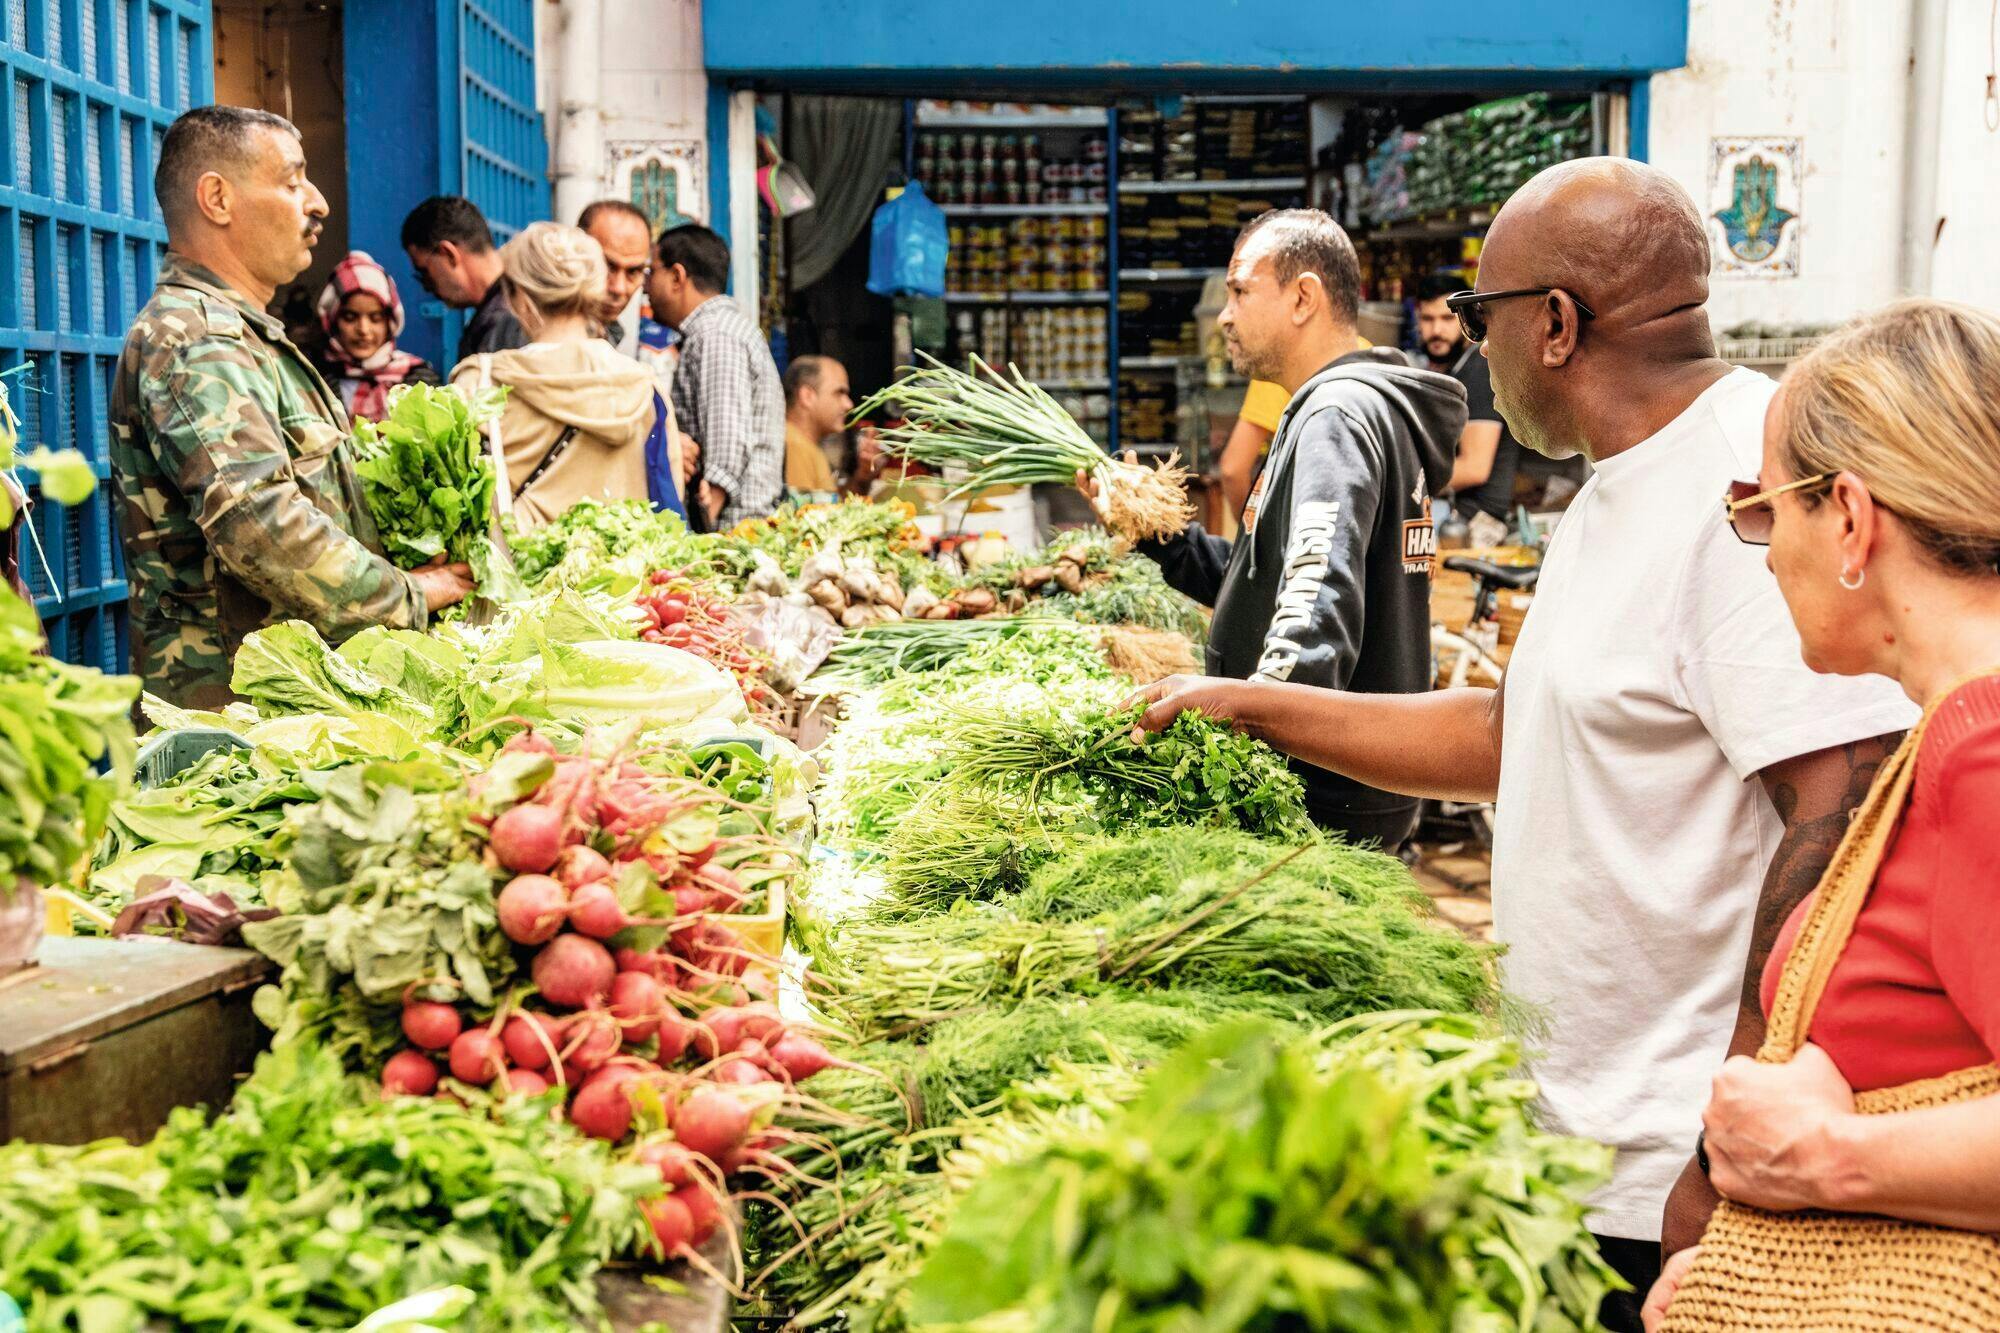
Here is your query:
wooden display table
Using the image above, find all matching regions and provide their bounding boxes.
[0,935,271,1144]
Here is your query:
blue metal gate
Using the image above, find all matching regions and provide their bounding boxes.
[0,0,208,675]
[347,0,546,370]
[455,0,542,244]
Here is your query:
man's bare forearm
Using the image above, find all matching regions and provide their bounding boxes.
[1229,681,1502,803]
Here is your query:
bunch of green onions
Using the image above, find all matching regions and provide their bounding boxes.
[815,844,1495,1039]
[813,616,1089,686]
[852,354,1195,542]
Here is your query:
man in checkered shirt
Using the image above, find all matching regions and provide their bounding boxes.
[648,224,785,529]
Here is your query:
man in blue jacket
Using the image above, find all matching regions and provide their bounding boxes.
[1092,209,1463,848]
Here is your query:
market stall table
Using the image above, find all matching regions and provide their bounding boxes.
[0,935,272,1145]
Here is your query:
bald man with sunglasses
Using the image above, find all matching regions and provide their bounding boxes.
[1128,158,1914,1332]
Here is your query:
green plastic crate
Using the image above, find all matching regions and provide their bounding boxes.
[134,728,250,790]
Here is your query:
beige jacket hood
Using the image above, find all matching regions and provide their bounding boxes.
[450,339,659,528]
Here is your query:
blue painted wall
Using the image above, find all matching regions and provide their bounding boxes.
[345,0,548,373]
[704,1,1689,84]
[0,0,211,674]
[346,0,451,370]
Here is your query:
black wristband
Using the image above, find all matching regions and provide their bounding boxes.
[1696,1128,1711,1176]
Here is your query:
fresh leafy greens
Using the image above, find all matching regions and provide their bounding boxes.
[908,1015,1619,1332]
[0,1043,656,1331]
[353,382,502,564]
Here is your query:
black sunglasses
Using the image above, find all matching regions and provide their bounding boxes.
[1445,288,1597,344]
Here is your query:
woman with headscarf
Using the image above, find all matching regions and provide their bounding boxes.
[315,252,440,423]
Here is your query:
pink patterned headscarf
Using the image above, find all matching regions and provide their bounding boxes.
[317,251,428,422]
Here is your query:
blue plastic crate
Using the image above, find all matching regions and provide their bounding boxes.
[0,0,209,678]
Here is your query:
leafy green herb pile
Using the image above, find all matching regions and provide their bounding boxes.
[812,616,1095,687]
[812,829,1493,1039]
[933,700,1311,840]
[352,383,523,603]
[353,384,499,565]
[0,589,137,892]
[0,1043,655,1331]
[909,1015,1619,1332]
[505,497,746,590]
[241,769,515,1071]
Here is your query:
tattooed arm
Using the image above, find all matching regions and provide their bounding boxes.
[1659,732,1903,1257]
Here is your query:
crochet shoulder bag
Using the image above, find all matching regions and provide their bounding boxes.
[1662,682,2000,1331]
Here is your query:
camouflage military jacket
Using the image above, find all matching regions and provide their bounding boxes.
[109,255,426,709]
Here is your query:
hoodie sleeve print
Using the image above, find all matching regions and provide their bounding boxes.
[1135,524,1233,607]
[1250,406,1382,689]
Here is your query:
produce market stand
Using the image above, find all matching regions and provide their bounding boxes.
[0,936,271,1145]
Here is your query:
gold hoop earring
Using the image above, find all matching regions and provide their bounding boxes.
[1839,567,1865,591]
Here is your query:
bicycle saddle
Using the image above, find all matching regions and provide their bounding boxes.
[1442,556,1541,590]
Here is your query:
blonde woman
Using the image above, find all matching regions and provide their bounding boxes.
[1646,300,2000,1328]
[449,221,663,528]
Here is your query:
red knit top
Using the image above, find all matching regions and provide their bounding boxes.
[1760,674,2000,1093]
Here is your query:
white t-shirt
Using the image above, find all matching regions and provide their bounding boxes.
[1490,367,1918,1242]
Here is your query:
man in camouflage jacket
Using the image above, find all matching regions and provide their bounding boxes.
[110,107,471,708]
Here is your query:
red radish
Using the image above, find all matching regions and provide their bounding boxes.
[736,1002,783,1045]
[570,1071,638,1140]
[497,874,569,946]
[717,1057,773,1086]
[769,1031,837,1082]
[504,1067,552,1097]
[554,844,612,889]
[684,840,718,870]
[567,881,628,939]
[640,1193,694,1256]
[636,1140,698,1188]
[502,731,557,757]
[614,947,679,987]
[449,1028,508,1085]
[502,1011,563,1071]
[673,886,716,917]
[382,1049,439,1097]
[655,1012,693,1063]
[533,934,616,1008]
[678,1183,720,1245]
[610,971,664,1043]
[656,598,688,626]
[734,1037,772,1069]
[695,863,746,908]
[399,1000,462,1051]
[490,802,564,873]
[565,1009,621,1073]
[673,1087,753,1163]
[696,1006,759,1060]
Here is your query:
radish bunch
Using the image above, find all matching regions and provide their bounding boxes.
[636,571,780,717]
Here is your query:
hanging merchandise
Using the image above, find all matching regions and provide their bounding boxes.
[867,182,949,299]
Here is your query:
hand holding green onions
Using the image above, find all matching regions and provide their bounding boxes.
[852,355,1196,543]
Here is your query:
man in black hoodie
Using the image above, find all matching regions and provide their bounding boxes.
[1093,209,1463,847]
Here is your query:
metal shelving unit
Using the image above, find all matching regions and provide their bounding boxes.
[941,202,1103,218]
[1118,176,1306,194]
[1118,267,1226,282]
[945,291,1110,304]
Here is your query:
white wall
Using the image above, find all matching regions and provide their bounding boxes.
[1648,0,2000,330]
[1648,0,1912,330]
[538,0,710,225]
[1929,0,2000,311]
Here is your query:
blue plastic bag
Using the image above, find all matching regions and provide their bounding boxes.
[867,183,948,298]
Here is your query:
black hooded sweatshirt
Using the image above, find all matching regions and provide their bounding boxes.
[1138,349,1464,843]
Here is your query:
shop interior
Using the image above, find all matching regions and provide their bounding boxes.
[767,87,1615,531]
